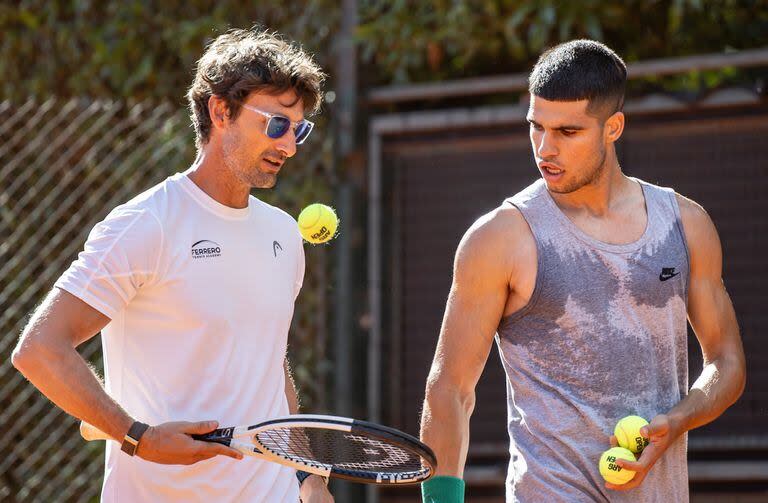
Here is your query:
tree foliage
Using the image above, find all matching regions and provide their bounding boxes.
[357,0,768,86]
[0,1,339,102]
[2,1,766,101]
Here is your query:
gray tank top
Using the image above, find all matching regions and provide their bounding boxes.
[496,178,689,502]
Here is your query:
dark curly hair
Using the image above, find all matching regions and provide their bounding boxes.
[187,28,326,150]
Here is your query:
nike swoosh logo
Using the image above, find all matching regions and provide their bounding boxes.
[273,241,282,257]
[659,272,680,281]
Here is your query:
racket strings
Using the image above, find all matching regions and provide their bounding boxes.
[255,427,427,475]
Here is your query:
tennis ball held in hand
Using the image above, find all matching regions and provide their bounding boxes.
[614,415,650,454]
[599,447,636,485]
[298,203,338,244]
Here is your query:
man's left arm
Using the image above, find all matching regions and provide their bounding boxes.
[284,358,334,502]
[284,358,301,415]
[609,196,746,490]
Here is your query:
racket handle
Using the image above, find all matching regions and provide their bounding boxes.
[191,427,233,441]
[80,421,113,442]
[81,422,230,444]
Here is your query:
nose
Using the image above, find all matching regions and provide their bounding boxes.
[275,129,297,158]
[536,130,558,159]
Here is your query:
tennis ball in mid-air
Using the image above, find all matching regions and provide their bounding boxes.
[614,415,650,454]
[599,447,636,485]
[298,203,338,244]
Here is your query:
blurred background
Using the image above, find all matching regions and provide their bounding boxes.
[0,1,766,501]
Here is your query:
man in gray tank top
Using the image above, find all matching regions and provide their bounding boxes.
[420,40,746,503]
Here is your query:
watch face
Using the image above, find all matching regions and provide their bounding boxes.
[120,438,139,456]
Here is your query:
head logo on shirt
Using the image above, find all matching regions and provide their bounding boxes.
[191,240,222,259]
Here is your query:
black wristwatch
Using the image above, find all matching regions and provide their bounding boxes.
[121,421,150,456]
[296,470,328,487]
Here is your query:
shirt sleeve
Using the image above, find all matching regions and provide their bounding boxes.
[54,207,164,319]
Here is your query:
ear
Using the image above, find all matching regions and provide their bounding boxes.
[604,111,625,143]
[207,95,231,131]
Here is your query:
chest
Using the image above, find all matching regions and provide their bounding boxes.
[541,236,689,317]
[135,219,301,326]
[505,227,688,318]
[566,207,648,246]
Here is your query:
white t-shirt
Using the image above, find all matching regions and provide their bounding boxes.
[55,171,304,502]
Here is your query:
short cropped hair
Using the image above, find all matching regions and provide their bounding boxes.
[187,28,326,149]
[528,40,627,118]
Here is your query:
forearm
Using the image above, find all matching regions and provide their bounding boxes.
[420,383,473,477]
[283,359,330,490]
[283,359,300,414]
[667,353,746,435]
[12,335,133,440]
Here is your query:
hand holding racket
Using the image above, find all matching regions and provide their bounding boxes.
[81,420,245,465]
[81,414,437,485]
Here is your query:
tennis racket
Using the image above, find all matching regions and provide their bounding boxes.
[81,414,436,485]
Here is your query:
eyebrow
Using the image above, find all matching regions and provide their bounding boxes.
[242,104,306,124]
[526,118,585,131]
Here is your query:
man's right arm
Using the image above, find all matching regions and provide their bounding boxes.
[11,287,241,464]
[420,208,519,485]
[12,288,134,437]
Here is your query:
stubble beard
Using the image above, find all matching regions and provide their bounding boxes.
[222,133,277,189]
[548,145,608,194]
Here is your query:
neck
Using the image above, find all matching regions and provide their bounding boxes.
[549,149,632,217]
[187,148,250,209]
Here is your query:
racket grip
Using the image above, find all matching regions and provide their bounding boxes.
[83,422,232,444]
[191,427,233,441]
[80,421,113,441]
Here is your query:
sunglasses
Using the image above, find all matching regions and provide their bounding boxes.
[240,104,315,145]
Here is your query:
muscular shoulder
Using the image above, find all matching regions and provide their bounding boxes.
[465,202,530,244]
[455,203,534,280]
[675,192,707,225]
[675,193,721,272]
[675,193,716,242]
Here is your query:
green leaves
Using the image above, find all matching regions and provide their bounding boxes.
[356,0,766,86]
[358,0,607,83]
[2,0,763,99]
[0,0,338,101]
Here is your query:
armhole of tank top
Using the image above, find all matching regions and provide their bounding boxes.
[668,190,691,306]
[497,199,546,331]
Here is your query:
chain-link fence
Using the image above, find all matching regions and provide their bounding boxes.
[0,98,334,501]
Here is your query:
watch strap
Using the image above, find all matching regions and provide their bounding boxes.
[296,470,328,487]
[120,421,149,456]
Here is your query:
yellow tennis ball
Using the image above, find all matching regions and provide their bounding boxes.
[599,447,636,485]
[614,415,650,454]
[298,203,338,244]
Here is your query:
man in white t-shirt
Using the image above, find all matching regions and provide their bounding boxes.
[12,28,333,503]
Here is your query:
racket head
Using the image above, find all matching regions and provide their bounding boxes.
[250,415,437,485]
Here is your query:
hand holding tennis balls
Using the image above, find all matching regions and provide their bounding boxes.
[599,415,649,487]
[298,203,338,244]
[614,415,650,454]
[601,414,679,491]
